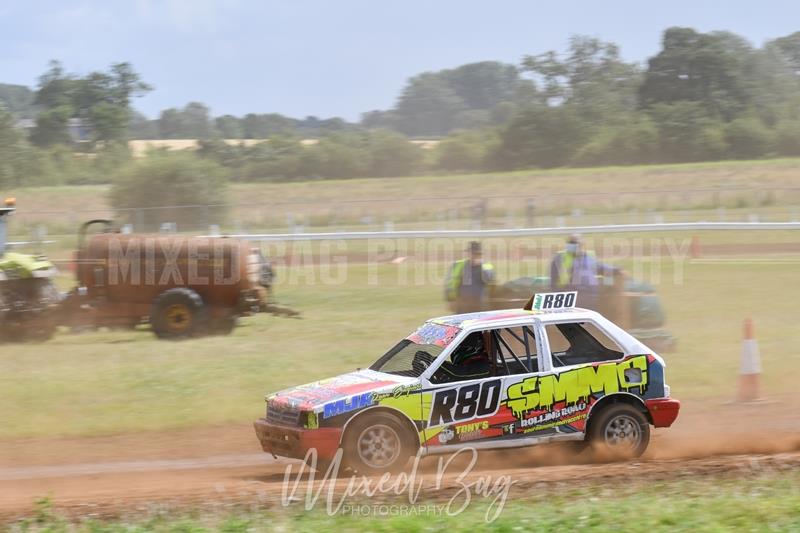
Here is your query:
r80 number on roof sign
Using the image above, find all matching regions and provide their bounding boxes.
[533,291,577,311]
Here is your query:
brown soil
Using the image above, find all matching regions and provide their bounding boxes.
[1,396,799,522]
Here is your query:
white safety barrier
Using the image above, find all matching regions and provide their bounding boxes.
[220,221,800,242]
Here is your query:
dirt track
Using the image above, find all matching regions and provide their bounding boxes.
[2,397,799,521]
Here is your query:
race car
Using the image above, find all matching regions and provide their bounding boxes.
[253,291,680,473]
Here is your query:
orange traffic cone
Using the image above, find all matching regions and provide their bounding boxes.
[737,318,763,402]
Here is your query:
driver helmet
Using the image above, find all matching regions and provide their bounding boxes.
[451,332,485,365]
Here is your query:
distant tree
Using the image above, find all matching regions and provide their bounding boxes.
[648,101,728,162]
[774,120,800,156]
[157,102,211,139]
[0,84,36,118]
[360,109,397,130]
[0,107,24,186]
[157,108,182,138]
[88,102,129,143]
[30,61,75,146]
[128,111,159,139]
[241,113,295,138]
[434,129,498,172]
[383,61,532,137]
[182,102,212,139]
[724,117,773,159]
[444,62,526,111]
[308,133,368,178]
[110,151,228,230]
[214,114,243,138]
[522,36,641,129]
[30,60,150,146]
[573,118,659,166]
[494,106,585,169]
[639,28,756,121]
[364,130,424,176]
[394,73,466,136]
[767,31,800,77]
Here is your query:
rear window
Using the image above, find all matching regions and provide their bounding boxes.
[546,321,624,367]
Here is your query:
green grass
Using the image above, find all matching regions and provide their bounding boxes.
[1,252,799,439]
[13,468,800,531]
[5,156,800,236]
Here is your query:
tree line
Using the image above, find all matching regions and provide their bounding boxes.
[2,26,800,189]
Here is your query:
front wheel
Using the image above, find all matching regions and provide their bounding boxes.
[343,412,413,475]
[588,403,650,460]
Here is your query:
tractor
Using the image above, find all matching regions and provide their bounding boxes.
[0,199,61,342]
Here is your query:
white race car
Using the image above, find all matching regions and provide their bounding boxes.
[254,292,680,473]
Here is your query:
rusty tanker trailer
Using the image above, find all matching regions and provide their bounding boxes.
[64,220,263,339]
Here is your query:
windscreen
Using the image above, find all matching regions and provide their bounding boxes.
[370,322,460,377]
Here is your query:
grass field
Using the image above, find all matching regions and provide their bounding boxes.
[2,252,798,439]
[1,157,799,439]
[19,467,800,532]
[5,157,800,236]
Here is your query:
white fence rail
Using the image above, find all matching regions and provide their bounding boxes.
[221,222,800,242]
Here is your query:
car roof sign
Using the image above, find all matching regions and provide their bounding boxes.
[524,291,578,311]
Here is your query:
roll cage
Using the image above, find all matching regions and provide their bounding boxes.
[418,310,657,384]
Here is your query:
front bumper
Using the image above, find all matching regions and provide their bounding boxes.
[253,418,342,461]
[645,398,681,427]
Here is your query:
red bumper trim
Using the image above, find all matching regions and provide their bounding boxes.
[645,398,681,427]
[253,419,342,461]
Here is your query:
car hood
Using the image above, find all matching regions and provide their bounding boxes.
[267,369,418,411]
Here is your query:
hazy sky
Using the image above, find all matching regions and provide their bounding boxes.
[1,1,798,120]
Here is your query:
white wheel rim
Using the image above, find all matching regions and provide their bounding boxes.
[604,414,642,450]
[357,424,401,469]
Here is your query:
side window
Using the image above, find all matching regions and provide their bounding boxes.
[491,326,538,376]
[581,323,625,353]
[429,326,538,384]
[545,322,624,367]
[430,331,491,384]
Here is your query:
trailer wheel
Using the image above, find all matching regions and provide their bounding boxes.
[150,288,207,340]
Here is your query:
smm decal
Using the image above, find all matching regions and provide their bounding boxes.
[429,379,502,427]
[505,355,649,418]
[322,392,373,418]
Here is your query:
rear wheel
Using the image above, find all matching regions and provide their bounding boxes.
[587,403,650,460]
[343,412,413,475]
[150,288,207,340]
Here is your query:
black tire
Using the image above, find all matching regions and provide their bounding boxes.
[587,403,650,461]
[343,412,414,475]
[150,288,207,340]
